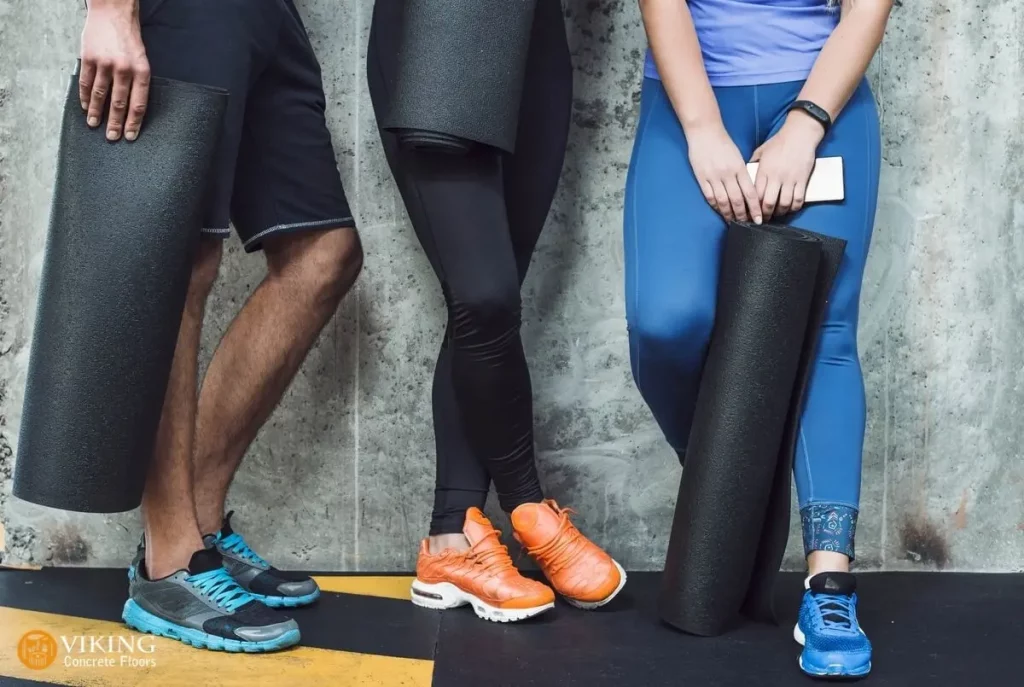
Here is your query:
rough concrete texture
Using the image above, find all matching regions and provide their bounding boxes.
[2,0,1023,572]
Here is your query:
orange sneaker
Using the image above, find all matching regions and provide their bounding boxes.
[511,500,626,609]
[411,508,555,622]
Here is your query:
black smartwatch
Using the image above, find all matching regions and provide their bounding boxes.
[788,100,832,134]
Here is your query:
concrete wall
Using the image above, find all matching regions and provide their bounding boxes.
[2,0,1022,572]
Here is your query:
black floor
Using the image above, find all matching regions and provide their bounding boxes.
[2,569,1021,686]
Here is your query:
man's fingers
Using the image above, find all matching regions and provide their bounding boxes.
[724,177,749,222]
[736,171,763,224]
[106,63,132,141]
[712,180,734,221]
[87,62,112,128]
[79,61,97,111]
[123,61,150,141]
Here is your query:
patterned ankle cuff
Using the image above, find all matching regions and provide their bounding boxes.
[801,504,858,560]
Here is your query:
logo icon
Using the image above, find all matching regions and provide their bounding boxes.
[18,630,58,670]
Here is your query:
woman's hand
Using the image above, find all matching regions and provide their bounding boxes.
[750,112,824,219]
[686,123,762,224]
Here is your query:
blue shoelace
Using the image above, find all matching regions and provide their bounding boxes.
[187,568,255,612]
[218,532,269,568]
[812,592,856,631]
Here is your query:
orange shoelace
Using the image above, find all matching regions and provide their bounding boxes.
[525,504,587,575]
[466,534,515,575]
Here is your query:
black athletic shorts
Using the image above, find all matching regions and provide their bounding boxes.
[139,0,355,252]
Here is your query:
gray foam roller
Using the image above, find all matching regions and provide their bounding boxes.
[13,71,227,513]
[381,0,537,153]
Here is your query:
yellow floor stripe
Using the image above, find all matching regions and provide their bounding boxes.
[312,576,415,601]
[0,563,43,571]
[0,607,433,687]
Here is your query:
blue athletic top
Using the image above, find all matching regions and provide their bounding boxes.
[643,0,840,86]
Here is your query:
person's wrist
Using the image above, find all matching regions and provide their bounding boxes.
[88,0,137,14]
[681,115,726,140]
[783,110,826,146]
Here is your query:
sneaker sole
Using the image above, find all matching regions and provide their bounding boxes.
[122,600,300,653]
[563,560,628,610]
[250,588,321,608]
[793,623,872,678]
[410,580,553,623]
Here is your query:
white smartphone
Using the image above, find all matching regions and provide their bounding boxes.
[746,156,844,203]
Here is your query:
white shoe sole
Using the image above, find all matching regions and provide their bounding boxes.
[563,560,628,610]
[410,580,554,623]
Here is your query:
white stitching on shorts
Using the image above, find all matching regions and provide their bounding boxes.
[242,217,355,248]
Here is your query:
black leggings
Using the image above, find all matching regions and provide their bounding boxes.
[368,0,573,535]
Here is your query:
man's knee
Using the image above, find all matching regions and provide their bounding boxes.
[190,239,223,300]
[265,227,363,306]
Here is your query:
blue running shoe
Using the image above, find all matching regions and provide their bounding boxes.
[124,548,300,652]
[794,572,872,679]
[205,511,320,608]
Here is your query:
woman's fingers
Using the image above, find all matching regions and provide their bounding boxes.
[711,180,734,221]
[791,177,808,215]
[724,176,750,222]
[736,171,762,224]
[761,177,782,220]
[776,180,795,217]
[700,179,717,209]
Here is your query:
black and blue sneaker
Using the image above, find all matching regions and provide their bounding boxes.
[123,547,300,652]
[794,572,872,679]
[204,511,320,608]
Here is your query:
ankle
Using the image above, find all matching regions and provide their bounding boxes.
[144,539,204,579]
[807,551,851,577]
[196,509,225,538]
[428,534,470,555]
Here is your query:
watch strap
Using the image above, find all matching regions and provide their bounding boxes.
[789,100,832,134]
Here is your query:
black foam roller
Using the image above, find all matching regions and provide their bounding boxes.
[13,72,227,513]
[658,221,847,636]
[742,232,846,624]
[380,0,537,153]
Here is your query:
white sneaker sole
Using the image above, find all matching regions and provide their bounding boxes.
[410,580,554,623]
[562,560,628,610]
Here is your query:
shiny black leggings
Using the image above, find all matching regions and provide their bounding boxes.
[367,0,573,534]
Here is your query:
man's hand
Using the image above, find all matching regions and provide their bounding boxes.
[79,0,150,141]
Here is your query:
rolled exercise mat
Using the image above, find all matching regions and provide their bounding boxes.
[658,221,847,636]
[379,0,537,153]
[13,72,227,513]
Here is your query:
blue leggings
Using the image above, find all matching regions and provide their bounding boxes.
[624,77,880,559]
